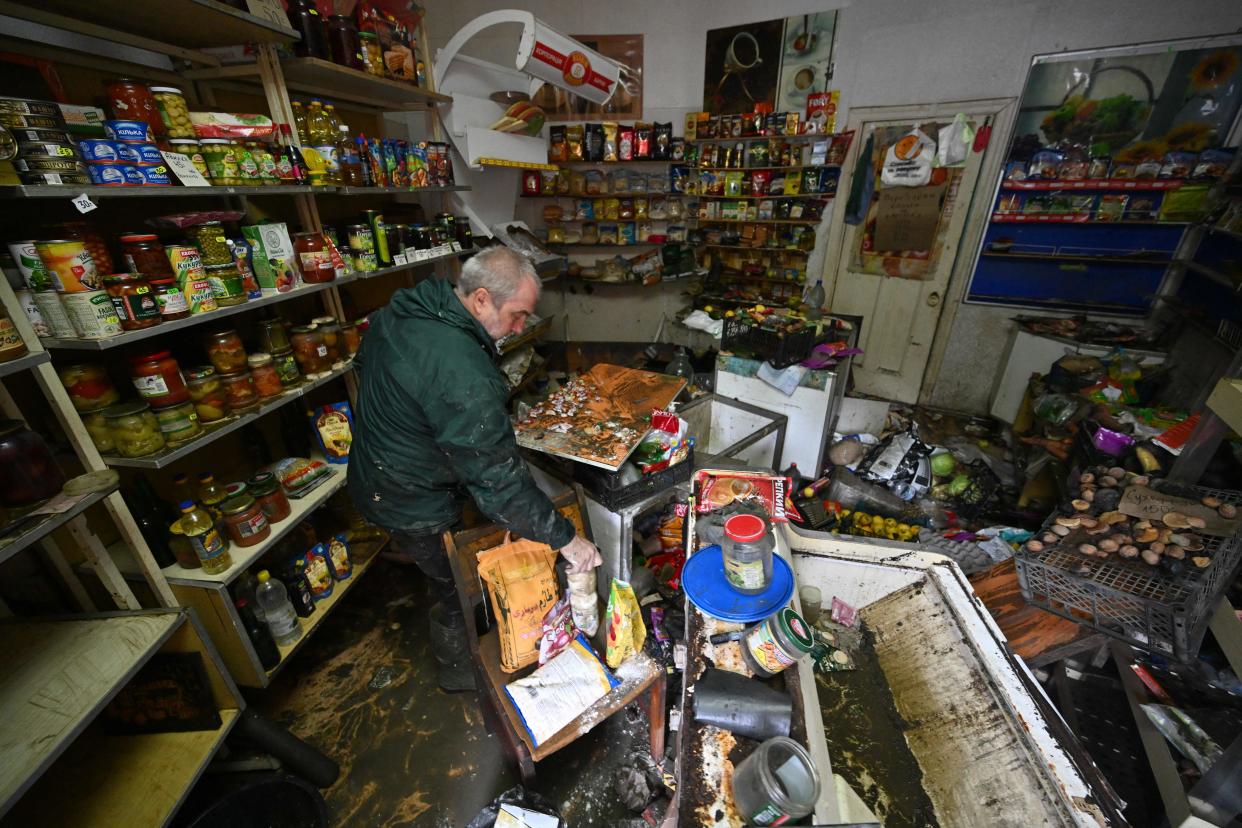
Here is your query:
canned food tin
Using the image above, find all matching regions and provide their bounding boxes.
[31,292,75,337]
[18,172,91,186]
[103,119,153,142]
[76,139,122,162]
[7,241,53,292]
[0,97,60,117]
[87,164,133,186]
[18,141,78,160]
[0,113,62,130]
[184,277,217,315]
[35,239,100,292]
[117,143,163,165]
[62,290,122,339]
[11,128,72,144]
[13,289,50,338]
[14,156,87,174]
[165,245,206,289]
[134,164,171,186]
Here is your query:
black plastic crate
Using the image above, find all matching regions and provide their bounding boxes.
[576,447,694,511]
[1015,482,1242,662]
[721,317,817,368]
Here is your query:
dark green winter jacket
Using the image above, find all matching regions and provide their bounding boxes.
[347,278,574,547]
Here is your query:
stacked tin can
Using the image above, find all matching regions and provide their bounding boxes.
[0,97,90,186]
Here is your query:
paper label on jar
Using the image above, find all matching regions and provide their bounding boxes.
[156,288,190,316]
[189,528,226,561]
[724,556,767,590]
[237,511,269,539]
[15,290,50,338]
[0,319,24,354]
[132,373,170,398]
[184,278,218,314]
[744,622,798,676]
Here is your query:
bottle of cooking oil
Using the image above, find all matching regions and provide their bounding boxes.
[180,500,232,575]
[291,101,308,144]
[197,472,228,520]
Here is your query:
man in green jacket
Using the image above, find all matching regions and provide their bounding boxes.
[348,246,600,692]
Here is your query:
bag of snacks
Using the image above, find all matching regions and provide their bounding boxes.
[548,125,567,162]
[308,402,354,463]
[602,122,619,161]
[605,578,645,668]
[188,112,274,140]
[268,457,330,496]
[478,536,560,672]
[566,125,585,161]
[538,596,576,666]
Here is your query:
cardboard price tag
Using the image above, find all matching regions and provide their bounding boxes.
[161,152,211,187]
[392,251,410,265]
[1118,486,1239,537]
[71,193,98,214]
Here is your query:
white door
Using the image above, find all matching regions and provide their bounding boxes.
[823,100,1012,403]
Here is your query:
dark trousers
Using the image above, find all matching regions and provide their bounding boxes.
[386,530,463,625]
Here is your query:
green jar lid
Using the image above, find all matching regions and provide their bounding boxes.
[776,607,815,652]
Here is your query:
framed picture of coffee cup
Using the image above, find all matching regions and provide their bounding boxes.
[702,19,785,115]
[776,12,838,113]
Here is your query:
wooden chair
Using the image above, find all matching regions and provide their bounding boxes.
[444,490,666,783]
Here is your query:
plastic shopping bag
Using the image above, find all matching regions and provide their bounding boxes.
[880,128,935,187]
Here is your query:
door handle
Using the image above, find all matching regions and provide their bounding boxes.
[926,292,941,307]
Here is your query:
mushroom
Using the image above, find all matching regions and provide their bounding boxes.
[1192,556,1211,568]
[1182,536,1205,552]
[1202,496,1222,508]
[1108,466,1126,480]
[1135,520,1153,530]
[1149,542,1166,555]
[1078,543,1098,556]
[1186,516,1207,530]
[1220,503,1237,519]
[1100,511,1128,525]
[1135,527,1160,544]
[1081,488,1095,502]
[1042,532,1060,544]
[1158,529,1174,544]
[1072,499,1091,511]
[1080,517,1100,529]
[1166,545,1186,560]
[1141,549,1162,566]
[1026,540,1044,553]
[1056,516,1081,528]
[1099,538,1120,553]
[1051,524,1072,537]
[1163,512,1191,529]
[1079,473,1096,484]
[1119,545,1139,559]
[1099,475,1119,488]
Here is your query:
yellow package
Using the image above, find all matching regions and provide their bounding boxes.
[605,578,645,668]
[477,537,560,673]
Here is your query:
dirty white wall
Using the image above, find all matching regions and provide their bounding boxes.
[427,0,1242,410]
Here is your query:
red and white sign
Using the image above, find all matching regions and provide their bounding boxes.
[517,22,619,105]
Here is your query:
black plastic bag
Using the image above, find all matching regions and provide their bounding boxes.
[465,786,564,828]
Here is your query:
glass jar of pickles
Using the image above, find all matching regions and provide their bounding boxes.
[289,326,330,375]
[359,32,385,77]
[167,139,210,179]
[152,401,201,445]
[340,321,360,357]
[271,348,301,385]
[58,363,120,412]
[79,405,116,454]
[247,352,284,398]
[102,401,166,457]
[204,329,248,374]
[258,318,292,353]
[311,315,343,365]
[200,139,239,185]
[219,370,259,413]
[205,263,247,307]
[190,221,233,265]
[150,86,193,138]
[185,366,231,423]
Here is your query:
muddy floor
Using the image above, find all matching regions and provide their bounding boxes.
[814,630,940,828]
[253,558,650,827]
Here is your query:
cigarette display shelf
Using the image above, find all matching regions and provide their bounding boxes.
[98,362,354,471]
[1000,178,1185,192]
[979,251,1174,266]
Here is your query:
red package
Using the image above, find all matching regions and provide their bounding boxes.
[634,124,651,159]
[522,170,542,195]
[652,409,679,433]
[694,469,790,522]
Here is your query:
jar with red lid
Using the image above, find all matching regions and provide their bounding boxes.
[220,494,271,548]
[148,278,191,321]
[103,273,161,331]
[247,353,284,398]
[289,326,330,375]
[293,232,335,283]
[219,369,259,413]
[204,329,248,374]
[0,420,66,507]
[247,471,291,523]
[121,233,175,280]
[105,78,165,137]
[129,350,189,407]
[185,366,231,423]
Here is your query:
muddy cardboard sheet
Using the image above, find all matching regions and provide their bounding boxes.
[515,364,685,471]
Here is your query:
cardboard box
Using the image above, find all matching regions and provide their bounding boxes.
[243,223,298,291]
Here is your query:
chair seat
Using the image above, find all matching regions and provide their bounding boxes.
[477,631,662,761]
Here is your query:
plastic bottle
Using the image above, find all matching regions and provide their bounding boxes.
[337,125,362,186]
[197,472,228,520]
[804,280,825,320]
[566,571,599,636]
[171,472,196,509]
[179,500,232,575]
[306,101,337,185]
[665,347,694,380]
[278,124,309,184]
[235,569,266,623]
[256,569,303,646]
[291,101,307,144]
[236,597,280,670]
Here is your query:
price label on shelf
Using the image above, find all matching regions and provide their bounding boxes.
[392,252,410,265]
[161,152,211,187]
[450,241,463,252]
[411,249,430,262]
[71,193,98,214]
[245,0,288,27]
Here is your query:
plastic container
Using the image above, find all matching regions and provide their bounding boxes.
[0,420,66,506]
[740,606,814,678]
[722,513,773,594]
[180,499,231,575]
[102,401,166,457]
[221,494,271,547]
[256,570,303,646]
[730,736,821,826]
[722,316,818,369]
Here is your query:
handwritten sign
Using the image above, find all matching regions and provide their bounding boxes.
[873,183,946,253]
[161,152,211,187]
[1118,486,1238,537]
[71,193,98,214]
[245,0,289,28]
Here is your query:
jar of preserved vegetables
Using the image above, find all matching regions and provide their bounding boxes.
[327,15,364,70]
[271,348,301,385]
[120,233,175,280]
[148,277,191,321]
[166,139,210,179]
[205,263,247,306]
[204,329,248,374]
[219,369,259,413]
[359,32,385,78]
[102,402,166,458]
[79,405,116,454]
[185,366,230,423]
[103,272,161,331]
[247,352,284,398]
[293,232,335,283]
[150,86,193,138]
[152,401,201,445]
[248,471,291,523]
[129,349,189,407]
[59,363,120,411]
[311,315,343,365]
[340,321,360,357]
[0,420,66,506]
[199,139,232,184]
[190,221,233,265]
[258,317,292,353]
[289,326,330,375]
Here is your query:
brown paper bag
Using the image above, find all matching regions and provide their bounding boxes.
[477,536,560,673]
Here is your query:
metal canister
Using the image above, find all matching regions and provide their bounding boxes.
[35,238,99,292]
[7,240,53,291]
[31,291,75,337]
[362,209,391,266]
[165,244,206,290]
[62,290,122,339]
[346,224,377,272]
[184,277,217,315]
[13,289,50,338]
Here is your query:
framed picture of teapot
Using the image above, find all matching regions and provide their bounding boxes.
[702,12,837,116]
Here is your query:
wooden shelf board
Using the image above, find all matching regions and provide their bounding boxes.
[0,351,49,379]
[0,488,114,566]
[703,244,809,254]
[0,613,182,816]
[98,363,354,470]
[0,185,316,200]
[1,0,299,49]
[265,539,386,681]
[334,185,470,195]
[185,57,451,110]
[689,134,833,144]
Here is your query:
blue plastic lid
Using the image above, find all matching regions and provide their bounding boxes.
[682,544,794,623]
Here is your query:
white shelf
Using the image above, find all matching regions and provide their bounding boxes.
[0,351,50,379]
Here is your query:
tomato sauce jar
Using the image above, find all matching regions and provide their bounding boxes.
[129,349,190,407]
[221,494,271,547]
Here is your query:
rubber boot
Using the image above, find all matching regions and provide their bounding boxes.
[428,605,476,694]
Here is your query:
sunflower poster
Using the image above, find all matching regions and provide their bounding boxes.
[1009,43,1242,161]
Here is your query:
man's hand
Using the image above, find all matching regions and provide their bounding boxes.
[559,534,602,574]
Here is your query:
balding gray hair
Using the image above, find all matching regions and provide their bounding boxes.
[455,246,540,306]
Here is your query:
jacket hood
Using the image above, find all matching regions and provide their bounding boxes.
[389,278,494,352]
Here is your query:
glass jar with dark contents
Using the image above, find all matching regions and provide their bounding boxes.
[0,420,66,506]
[219,369,259,413]
[103,273,161,331]
[121,233,175,280]
[148,278,191,321]
[248,471,291,523]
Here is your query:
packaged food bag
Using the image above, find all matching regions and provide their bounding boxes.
[538,597,576,666]
[505,633,619,746]
[478,538,560,673]
[605,579,646,668]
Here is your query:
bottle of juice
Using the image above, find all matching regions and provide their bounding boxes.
[180,500,232,575]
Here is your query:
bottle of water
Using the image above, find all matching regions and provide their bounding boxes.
[256,570,302,646]
[804,280,826,320]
